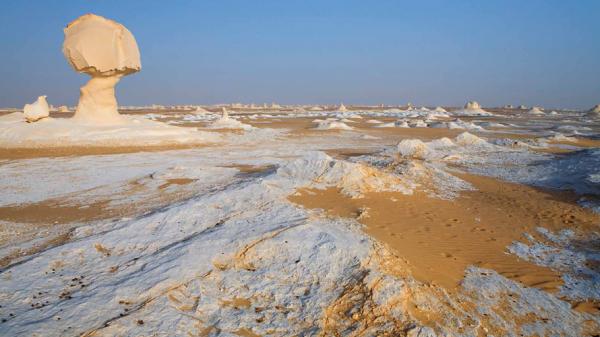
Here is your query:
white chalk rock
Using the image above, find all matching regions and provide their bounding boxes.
[63,14,141,124]
[455,132,487,146]
[397,139,429,159]
[464,101,481,110]
[63,14,140,75]
[337,103,348,112]
[453,100,491,116]
[528,106,544,115]
[313,120,353,130]
[23,95,50,123]
[195,106,210,114]
[57,105,70,113]
[588,104,600,115]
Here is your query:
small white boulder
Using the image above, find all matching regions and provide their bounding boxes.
[397,139,430,159]
[23,95,50,123]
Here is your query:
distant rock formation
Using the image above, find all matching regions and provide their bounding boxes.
[464,101,481,110]
[528,107,544,115]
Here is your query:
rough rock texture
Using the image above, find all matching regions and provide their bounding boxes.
[453,101,492,116]
[63,14,141,124]
[528,107,544,115]
[63,14,140,76]
[464,101,481,110]
[23,95,49,123]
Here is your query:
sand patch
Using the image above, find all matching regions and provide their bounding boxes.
[289,173,599,292]
[158,178,197,190]
[0,200,111,225]
[549,136,600,148]
[220,297,252,309]
[0,144,207,160]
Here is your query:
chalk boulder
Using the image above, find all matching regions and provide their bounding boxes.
[453,100,491,116]
[464,101,481,110]
[397,139,429,159]
[528,107,544,115]
[23,95,50,123]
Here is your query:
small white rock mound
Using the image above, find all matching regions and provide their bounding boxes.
[397,132,491,160]
[23,95,50,123]
[207,108,253,130]
[455,131,487,146]
[313,120,353,131]
[528,106,544,115]
[453,101,491,116]
[63,14,141,125]
[434,106,447,113]
[337,103,348,112]
[465,101,481,110]
[57,105,71,113]
[397,139,430,159]
[195,106,210,114]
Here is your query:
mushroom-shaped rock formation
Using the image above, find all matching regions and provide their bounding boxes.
[63,14,141,124]
[23,95,50,123]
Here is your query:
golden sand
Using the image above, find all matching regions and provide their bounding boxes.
[289,173,599,292]
[0,200,111,225]
[0,144,207,160]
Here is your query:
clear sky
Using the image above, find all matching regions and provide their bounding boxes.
[1,0,599,109]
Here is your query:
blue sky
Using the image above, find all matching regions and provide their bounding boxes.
[1,0,599,108]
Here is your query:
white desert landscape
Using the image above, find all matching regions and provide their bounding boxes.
[1,8,600,337]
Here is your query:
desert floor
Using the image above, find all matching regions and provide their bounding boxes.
[0,107,599,336]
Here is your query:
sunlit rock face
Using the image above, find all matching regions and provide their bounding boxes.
[63,14,141,124]
[23,95,50,123]
[464,101,481,110]
[528,106,544,115]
